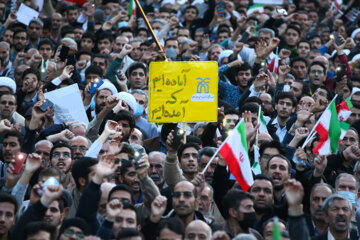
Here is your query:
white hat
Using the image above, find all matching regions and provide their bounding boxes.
[352,54,360,63]
[116,92,137,111]
[351,28,360,39]
[161,0,175,7]
[98,80,117,96]
[0,77,16,93]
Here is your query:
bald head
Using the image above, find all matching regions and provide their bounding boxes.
[313,55,329,70]
[185,220,211,240]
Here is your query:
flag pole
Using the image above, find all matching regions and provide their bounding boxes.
[134,0,167,60]
[302,94,338,148]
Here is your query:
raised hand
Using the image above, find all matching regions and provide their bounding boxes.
[253,72,268,92]
[296,109,312,125]
[59,65,74,81]
[119,44,133,59]
[59,129,75,142]
[115,72,128,91]
[25,153,42,173]
[0,119,12,132]
[255,40,268,59]
[93,154,116,184]
[106,198,122,221]
[150,196,167,223]
[135,151,150,179]
[104,120,119,137]
[294,127,309,141]
[278,64,291,77]
[313,155,327,177]
[343,145,360,162]
[243,111,259,143]
[41,184,64,206]
[284,179,304,215]
[105,95,120,112]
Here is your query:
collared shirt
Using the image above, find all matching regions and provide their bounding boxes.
[271,117,287,143]
[0,61,12,77]
[327,229,349,240]
[311,220,321,236]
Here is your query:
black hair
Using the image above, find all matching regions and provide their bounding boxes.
[159,217,185,238]
[98,32,114,43]
[259,141,286,156]
[116,228,144,240]
[13,28,27,38]
[126,62,147,78]
[77,51,92,60]
[120,160,133,178]
[92,53,109,66]
[50,142,74,160]
[244,96,262,106]
[266,154,292,174]
[290,56,308,67]
[108,184,136,204]
[82,31,96,43]
[177,142,200,162]
[309,61,326,75]
[22,68,40,83]
[59,217,90,237]
[38,167,61,182]
[239,102,259,115]
[252,174,274,188]
[85,65,103,78]
[286,24,301,36]
[222,189,254,219]
[71,157,98,189]
[184,5,198,15]
[275,91,297,107]
[23,221,56,240]
[0,192,18,214]
[38,39,54,50]
[3,130,24,146]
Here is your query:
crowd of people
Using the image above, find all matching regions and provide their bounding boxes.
[0,0,360,239]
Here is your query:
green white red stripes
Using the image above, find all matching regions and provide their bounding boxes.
[219,120,254,191]
[337,97,353,122]
[128,0,136,17]
[258,106,268,133]
[313,101,341,155]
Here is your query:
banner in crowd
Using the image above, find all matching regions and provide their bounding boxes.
[148,61,218,123]
[44,84,89,126]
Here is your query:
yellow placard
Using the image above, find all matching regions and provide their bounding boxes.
[148,61,218,123]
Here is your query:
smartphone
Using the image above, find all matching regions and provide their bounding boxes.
[335,64,346,82]
[59,45,69,62]
[260,60,267,72]
[332,32,343,46]
[217,1,225,16]
[40,99,54,112]
[37,177,60,196]
[89,77,104,94]
[115,71,123,81]
[134,148,145,169]
[170,127,185,149]
[13,152,27,174]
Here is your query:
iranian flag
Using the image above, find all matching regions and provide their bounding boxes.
[246,4,264,15]
[272,47,279,73]
[128,0,136,17]
[337,98,353,122]
[219,119,254,191]
[313,101,341,155]
[65,0,86,5]
[258,106,268,133]
[334,0,343,10]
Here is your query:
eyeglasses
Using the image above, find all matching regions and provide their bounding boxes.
[52,152,70,159]
[225,119,238,123]
[173,191,193,198]
[63,229,85,238]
